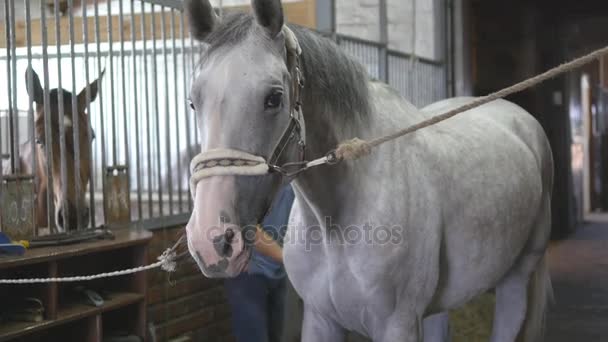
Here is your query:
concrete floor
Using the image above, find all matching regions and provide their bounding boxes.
[545,220,608,342]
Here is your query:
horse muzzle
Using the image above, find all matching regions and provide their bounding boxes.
[186,177,252,278]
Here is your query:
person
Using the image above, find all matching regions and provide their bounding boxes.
[224,184,295,342]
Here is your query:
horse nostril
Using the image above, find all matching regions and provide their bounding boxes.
[213,228,236,257]
[225,228,235,243]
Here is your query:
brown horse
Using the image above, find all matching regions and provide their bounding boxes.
[2,68,102,231]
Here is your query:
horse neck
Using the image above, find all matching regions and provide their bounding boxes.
[294,85,402,222]
[297,89,431,222]
[292,34,426,222]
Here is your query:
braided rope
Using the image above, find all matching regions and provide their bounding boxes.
[334,45,608,161]
[0,236,185,284]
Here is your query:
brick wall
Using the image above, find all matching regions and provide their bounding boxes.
[146,227,234,342]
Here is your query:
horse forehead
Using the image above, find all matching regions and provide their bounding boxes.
[199,41,285,89]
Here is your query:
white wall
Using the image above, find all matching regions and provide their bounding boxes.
[336,0,441,60]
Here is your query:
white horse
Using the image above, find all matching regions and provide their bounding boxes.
[183,1,554,341]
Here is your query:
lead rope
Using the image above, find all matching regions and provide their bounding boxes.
[0,236,185,284]
[321,45,608,163]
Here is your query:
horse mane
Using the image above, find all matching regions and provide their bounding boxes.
[201,12,372,120]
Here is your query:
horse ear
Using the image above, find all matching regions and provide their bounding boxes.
[185,0,219,41]
[251,0,284,38]
[25,67,44,104]
[77,69,104,112]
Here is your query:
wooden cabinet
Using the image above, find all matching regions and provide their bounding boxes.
[0,229,152,342]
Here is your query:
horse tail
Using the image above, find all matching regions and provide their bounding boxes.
[520,254,553,342]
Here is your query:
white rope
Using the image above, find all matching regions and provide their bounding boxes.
[0,241,182,284]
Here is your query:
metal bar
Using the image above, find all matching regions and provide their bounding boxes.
[151,4,163,217]
[95,0,108,227]
[40,0,55,233]
[55,0,69,231]
[445,0,455,98]
[141,2,153,219]
[25,0,37,234]
[379,0,388,82]
[4,0,14,174]
[190,35,199,144]
[315,0,335,34]
[119,0,131,220]
[171,11,183,213]
[67,0,83,230]
[161,8,173,215]
[131,0,143,221]
[141,3,152,217]
[0,47,198,61]
[9,0,18,173]
[83,0,96,229]
[107,0,117,166]
[141,0,183,10]
[180,11,193,211]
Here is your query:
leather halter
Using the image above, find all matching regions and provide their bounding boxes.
[266,36,306,177]
[189,26,313,197]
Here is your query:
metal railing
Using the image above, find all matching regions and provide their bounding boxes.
[335,34,447,108]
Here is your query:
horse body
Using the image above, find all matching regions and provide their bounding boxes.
[184,1,553,340]
[284,78,552,341]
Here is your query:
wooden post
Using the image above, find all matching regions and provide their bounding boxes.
[47,261,58,320]
[85,315,103,342]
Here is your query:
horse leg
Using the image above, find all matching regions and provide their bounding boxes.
[375,311,421,342]
[301,306,345,342]
[491,195,552,342]
[423,312,451,342]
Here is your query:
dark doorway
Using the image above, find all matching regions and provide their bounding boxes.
[468,0,608,237]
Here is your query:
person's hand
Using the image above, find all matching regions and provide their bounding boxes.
[253,225,284,264]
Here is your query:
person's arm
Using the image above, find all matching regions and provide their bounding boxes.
[253,225,283,264]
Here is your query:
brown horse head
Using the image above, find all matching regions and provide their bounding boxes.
[25,67,103,231]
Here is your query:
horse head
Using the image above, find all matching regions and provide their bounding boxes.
[25,67,103,231]
[185,0,303,277]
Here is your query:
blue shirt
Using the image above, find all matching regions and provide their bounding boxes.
[247,185,295,279]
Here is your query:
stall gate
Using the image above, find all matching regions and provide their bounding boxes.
[0,0,448,238]
[336,34,447,108]
[0,0,200,235]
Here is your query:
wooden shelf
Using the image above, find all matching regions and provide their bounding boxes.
[0,229,152,270]
[0,228,152,342]
[0,292,143,341]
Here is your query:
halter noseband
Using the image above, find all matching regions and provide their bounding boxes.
[189,26,314,197]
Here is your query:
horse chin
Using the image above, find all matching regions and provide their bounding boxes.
[231,247,252,277]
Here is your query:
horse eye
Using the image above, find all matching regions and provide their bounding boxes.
[35,138,44,146]
[265,91,283,109]
[189,99,195,111]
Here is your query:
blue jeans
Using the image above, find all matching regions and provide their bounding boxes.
[224,273,287,342]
